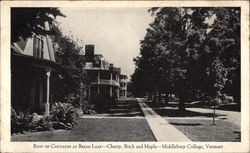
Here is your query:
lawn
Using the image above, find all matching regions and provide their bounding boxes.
[143,100,240,142]
[107,98,144,117]
[12,118,156,141]
[166,119,240,142]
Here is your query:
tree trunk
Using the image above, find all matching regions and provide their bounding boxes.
[153,91,157,103]
[158,93,162,104]
[165,93,168,105]
[233,94,240,111]
[149,92,152,100]
[178,96,185,112]
[212,105,216,125]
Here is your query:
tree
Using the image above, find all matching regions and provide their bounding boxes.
[205,8,240,106]
[132,7,240,112]
[11,7,65,43]
[50,24,88,107]
[135,8,193,111]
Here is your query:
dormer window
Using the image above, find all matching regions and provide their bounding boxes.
[95,60,99,65]
[94,59,101,68]
[33,35,44,58]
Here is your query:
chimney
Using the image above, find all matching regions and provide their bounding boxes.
[85,45,94,62]
[109,63,114,70]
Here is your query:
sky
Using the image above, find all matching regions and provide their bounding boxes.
[56,7,154,79]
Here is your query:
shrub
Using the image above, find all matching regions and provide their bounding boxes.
[81,100,96,114]
[11,102,80,134]
[11,108,52,134]
[93,94,116,113]
[11,108,30,134]
[50,102,78,129]
[64,94,96,114]
[65,94,81,108]
[33,117,52,131]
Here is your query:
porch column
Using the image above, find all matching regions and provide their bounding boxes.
[110,72,112,84]
[125,83,127,97]
[110,87,113,97]
[88,85,91,103]
[117,88,119,100]
[97,71,100,94]
[110,72,113,97]
[45,70,51,116]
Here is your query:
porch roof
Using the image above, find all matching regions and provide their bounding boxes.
[12,51,65,72]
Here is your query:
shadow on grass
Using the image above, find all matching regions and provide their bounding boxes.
[145,101,226,118]
[144,100,241,112]
[166,119,241,142]
[98,99,144,117]
[144,101,177,108]
[169,123,202,126]
[219,117,227,120]
[154,108,227,117]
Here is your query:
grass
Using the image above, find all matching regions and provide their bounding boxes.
[12,118,156,141]
[166,119,240,142]
[144,100,241,142]
[145,102,224,118]
[106,98,144,117]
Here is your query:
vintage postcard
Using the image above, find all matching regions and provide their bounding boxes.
[0,0,249,153]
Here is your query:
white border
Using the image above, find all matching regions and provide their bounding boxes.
[1,1,249,152]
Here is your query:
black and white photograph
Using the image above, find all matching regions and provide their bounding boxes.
[1,0,249,152]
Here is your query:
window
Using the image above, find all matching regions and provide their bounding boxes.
[33,35,44,58]
[95,60,99,65]
[120,83,125,88]
[93,59,101,68]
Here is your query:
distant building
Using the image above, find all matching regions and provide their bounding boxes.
[84,45,121,102]
[120,75,128,98]
[11,22,64,115]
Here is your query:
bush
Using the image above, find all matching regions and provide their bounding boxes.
[93,94,116,113]
[33,117,52,131]
[11,102,80,134]
[64,94,96,114]
[81,100,96,114]
[11,108,52,134]
[11,108,30,134]
[65,94,81,108]
[50,102,79,129]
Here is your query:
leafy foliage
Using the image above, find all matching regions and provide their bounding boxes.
[11,108,52,134]
[131,7,240,111]
[11,102,81,134]
[50,24,89,108]
[50,102,79,128]
[11,7,65,43]
[93,93,116,113]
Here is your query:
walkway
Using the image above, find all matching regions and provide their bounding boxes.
[186,107,240,127]
[137,98,191,142]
